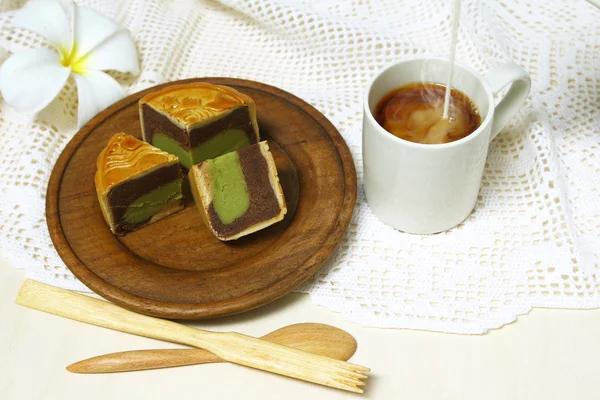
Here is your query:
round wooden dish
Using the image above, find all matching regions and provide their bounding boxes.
[46,78,357,319]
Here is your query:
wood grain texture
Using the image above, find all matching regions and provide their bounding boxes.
[46,78,357,319]
[17,280,369,393]
[66,323,358,373]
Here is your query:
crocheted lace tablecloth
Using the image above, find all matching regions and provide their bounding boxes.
[1,0,599,333]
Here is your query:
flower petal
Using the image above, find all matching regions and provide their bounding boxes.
[12,0,72,52]
[73,70,124,127]
[72,5,121,60]
[0,48,70,114]
[82,30,140,75]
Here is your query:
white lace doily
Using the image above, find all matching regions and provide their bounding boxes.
[1,0,599,334]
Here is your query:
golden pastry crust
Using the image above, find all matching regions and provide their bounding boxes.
[95,133,178,195]
[139,83,257,130]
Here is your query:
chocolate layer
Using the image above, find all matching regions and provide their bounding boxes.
[107,163,183,234]
[207,144,280,237]
[142,105,256,150]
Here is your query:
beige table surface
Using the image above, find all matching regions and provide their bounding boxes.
[1,251,599,400]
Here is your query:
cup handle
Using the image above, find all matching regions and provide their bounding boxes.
[483,63,531,141]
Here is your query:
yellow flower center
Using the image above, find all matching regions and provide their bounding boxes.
[59,43,88,75]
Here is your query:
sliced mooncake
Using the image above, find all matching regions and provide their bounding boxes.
[188,141,287,241]
[139,83,260,170]
[95,133,184,235]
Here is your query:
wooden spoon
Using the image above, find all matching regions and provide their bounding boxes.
[67,323,357,374]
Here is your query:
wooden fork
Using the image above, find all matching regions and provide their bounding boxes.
[16,280,369,393]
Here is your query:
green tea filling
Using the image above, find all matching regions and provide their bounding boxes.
[123,179,183,224]
[152,129,251,169]
[209,151,250,224]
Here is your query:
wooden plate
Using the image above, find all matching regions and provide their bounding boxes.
[47,78,356,319]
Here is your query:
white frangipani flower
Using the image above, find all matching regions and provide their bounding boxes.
[0,0,139,127]
[586,0,600,9]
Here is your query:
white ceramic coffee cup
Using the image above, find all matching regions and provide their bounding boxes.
[363,57,531,234]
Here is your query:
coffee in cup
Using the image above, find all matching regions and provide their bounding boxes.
[374,83,481,145]
[363,58,531,234]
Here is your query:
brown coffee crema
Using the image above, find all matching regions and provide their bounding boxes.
[375,83,481,144]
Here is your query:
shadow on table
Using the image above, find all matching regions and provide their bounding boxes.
[174,292,307,329]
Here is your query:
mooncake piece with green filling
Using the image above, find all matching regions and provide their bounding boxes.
[188,141,287,241]
[139,83,260,170]
[95,133,184,235]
